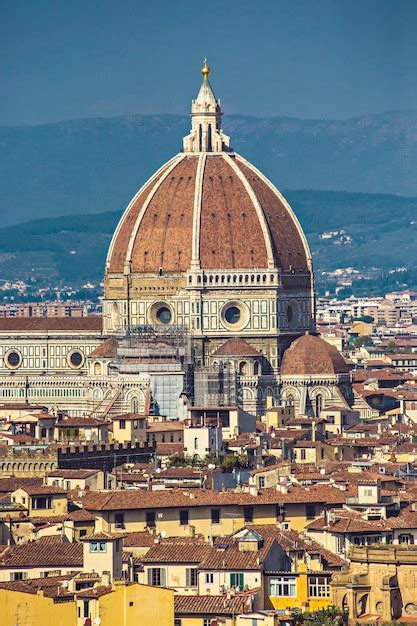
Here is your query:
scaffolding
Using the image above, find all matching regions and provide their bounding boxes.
[193,363,238,407]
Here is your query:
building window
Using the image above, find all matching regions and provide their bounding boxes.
[244,506,253,523]
[300,449,306,461]
[399,534,414,544]
[308,576,330,597]
[90,541,107,553]
[180,510,189,526]
[174,620,181,626]
[186,568,198,587]
[306,504,316,520]
[211,509,220,524]
[148,567,166,587]
[119,420,126,429]
[4,349,22,370]
[258,476,265,488]
[79,530,87,538]
[146,510,156,528]
[315,394,323,417]
[83,600,90,618]
[336,535,345,554]
[32,496,52,509]
[115,512,125,529]
[205,572,214,584]
[10,572,28,581]
[276,504,285,520]
[230,572,244,591]
[269,576,297,597]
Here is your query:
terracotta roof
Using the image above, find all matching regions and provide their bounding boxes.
[306,510,390,534]
[141,539,212,564]
[0,317,102,332]
[88,337,119,358]
[66,508,96,522]
[81,484,349,512]
[111,413,146,421]
[0,574,74,598]
[14,485,68,496]
[107,153,310,276]
[81,532,125,541]
[233,525,345,569]
[147,421,184,432]
[0,539,83,568]
[123,531,156,548]
[200,536,275,570]
[47,469,100,479]
[0,477,43,494]
[76,585,113,598]
[281,333,349,376]
[174,593,250,616]
[55,417,107,428]
[212,338,262,357]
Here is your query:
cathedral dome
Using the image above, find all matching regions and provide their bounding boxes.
[281,333,349,376]
[103,61,315,348]
[106,60,311,278]
[106,152,310,275]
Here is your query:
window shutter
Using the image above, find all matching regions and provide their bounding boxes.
[147,569,152,585]
[161,568,166,587]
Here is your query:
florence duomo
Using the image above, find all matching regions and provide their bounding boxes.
[0,61,345,421]
[2,3,417,624]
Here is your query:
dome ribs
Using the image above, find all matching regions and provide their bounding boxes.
[200,156,268,269]
[130,157,197,273]
[107,165,170,272]
[234,159,309,272]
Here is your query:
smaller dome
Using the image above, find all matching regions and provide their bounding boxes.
[281,333,349,376]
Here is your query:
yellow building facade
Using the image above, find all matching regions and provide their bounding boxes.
[266,563,332,613]
[0,581,174,626]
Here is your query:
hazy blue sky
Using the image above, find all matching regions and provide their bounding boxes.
[1,0,417,125]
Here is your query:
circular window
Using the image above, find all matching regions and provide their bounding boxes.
[224,306,241,325]
[156,306,172,325]
[5,349,22,369]
[220,301,249,331]
[67,350,84,369]
[286,299,301,330]
[148,301,174,326]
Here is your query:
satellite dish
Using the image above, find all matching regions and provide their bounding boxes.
[94,618,101,625]
[271,432,276,439]
[320,468,326,475]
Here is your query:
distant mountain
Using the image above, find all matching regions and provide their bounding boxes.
[0,189,415,287]
[1,110,417,226]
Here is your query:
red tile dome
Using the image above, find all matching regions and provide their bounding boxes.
[106,152,311,275]
[281,333,350,376]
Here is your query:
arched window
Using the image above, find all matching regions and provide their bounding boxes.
[315,394,323,417]
[94,362,102,376]
[131,397,139,413]
[112,302,121,329]
[207,123,212,151]
[198,124,203,151]
[253,361,259,375]
[239,361,248,375]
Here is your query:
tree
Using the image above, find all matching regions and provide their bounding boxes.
[292,606,348,626]
[354,335,373,348]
